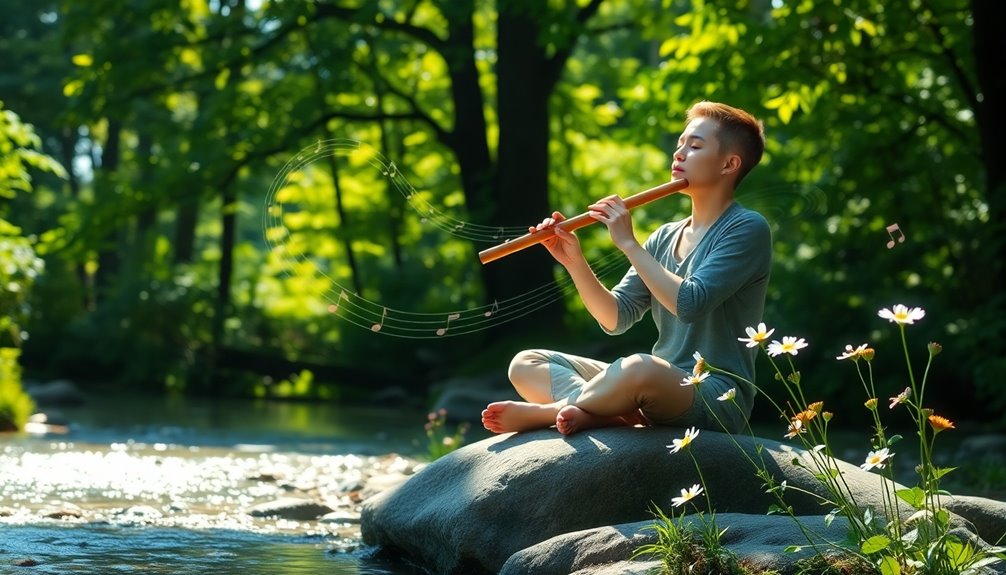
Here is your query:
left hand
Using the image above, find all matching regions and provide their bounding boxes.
[588,195,639,252]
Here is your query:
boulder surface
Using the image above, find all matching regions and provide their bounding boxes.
[362,427,1006,574]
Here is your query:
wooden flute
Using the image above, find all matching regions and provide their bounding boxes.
[478,178,689,264]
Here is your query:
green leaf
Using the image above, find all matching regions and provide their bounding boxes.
[933,466,957,480]
[944,536,976,568]
[888,434,903,445]
[895,487,926,509]
[783,545,803,553]
[878,555,901,575]
[862,534,892,554]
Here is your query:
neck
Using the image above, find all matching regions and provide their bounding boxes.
[687,184,735,229]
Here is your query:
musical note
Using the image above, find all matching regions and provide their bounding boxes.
[454,222,465,232]
[328,290,350,313]
[382,161,398,178]
[436,312,461,336]
[371,307,388,332]
[493,227,504,240]
[885,223,905,249]
[483,300,499,318]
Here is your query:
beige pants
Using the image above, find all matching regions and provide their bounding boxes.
[525,349,745,432]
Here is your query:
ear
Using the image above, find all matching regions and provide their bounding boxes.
[720,154,742,176]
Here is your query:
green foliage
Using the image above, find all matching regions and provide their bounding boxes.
[0,101,60,430]
[0,348,34,431]
[686,305,1006,574]
[634,504,760,575]
[0,0,1000,420]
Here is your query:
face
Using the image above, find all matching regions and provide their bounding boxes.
[671,117,732,188]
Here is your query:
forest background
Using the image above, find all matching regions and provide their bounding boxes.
[2,0,1003,431]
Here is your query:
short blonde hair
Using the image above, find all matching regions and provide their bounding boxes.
[685,101,765,185]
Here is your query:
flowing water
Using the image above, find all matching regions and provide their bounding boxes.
[0,394,452,574]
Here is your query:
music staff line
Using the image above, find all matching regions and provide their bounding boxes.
[267,139,556,244]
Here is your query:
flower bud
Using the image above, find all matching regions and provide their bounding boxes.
[864,398,878,410]
[928,342,942,357]
[822,411,833,422]
[862,348,876,361]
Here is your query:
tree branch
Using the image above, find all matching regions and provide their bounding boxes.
[918,0,979,110]
[312,3,446,53]
[544,0,605,90]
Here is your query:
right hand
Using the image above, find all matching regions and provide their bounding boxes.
[533,211,583,267]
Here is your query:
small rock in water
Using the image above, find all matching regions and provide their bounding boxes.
[14,558,39,567]
[246,497,334,520]
[42,503,83,520]
[119,505,163,521]
[0,507,14,517]
[320,511,361,525]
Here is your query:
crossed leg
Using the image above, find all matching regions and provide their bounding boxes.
[482,351,694,435]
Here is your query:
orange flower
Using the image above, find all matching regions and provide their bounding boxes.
[808,401,824,414]
[928,414,955,433]
[794,410,818,424]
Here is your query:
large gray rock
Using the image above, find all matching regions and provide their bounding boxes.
[501,514,852,575]
[361,427,1006,574]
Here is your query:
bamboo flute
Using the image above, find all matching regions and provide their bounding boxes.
[478,178,689,265]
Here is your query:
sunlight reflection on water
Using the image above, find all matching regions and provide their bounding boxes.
[0,396,449,574]
[1,524,426,574]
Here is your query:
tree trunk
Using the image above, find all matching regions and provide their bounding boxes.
[971,0,1006,284]
[94,119,123,302]
[490,4,564,325]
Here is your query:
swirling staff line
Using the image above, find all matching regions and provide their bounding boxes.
[267,139,831,248]
[265,222,632,338]
[266,137,534,242]
[263,139,831,338]
[262,139,638,337]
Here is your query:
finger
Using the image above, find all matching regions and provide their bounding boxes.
[552,211,566,222]
[554,227,576,241]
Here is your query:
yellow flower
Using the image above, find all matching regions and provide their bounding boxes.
[738,322,775,348]
[667,427,700,454]
[928,414,955,433]
[767,336,808,357]
[836,344,870,361]
[864,398,878,410]
[681,372,709,387]
[878,304,926,325]
[717,388,736,402]
[889,387,911,409]
[671,484,704,507]
[784,419,804,439]
[861,448,893,471]
[692,351,707,375]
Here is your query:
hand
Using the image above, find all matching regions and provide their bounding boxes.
[589,195,638,252]
[533,211,583,267]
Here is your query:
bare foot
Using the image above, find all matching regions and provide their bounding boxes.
[555,405,643,436]
[481,401,560,434]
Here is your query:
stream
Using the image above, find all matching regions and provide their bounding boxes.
[0,393,459,574]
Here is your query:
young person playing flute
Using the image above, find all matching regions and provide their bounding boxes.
[481,101,772,436]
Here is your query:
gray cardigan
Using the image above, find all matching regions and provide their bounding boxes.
[602,201,773,427]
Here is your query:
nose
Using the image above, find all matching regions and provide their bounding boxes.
[673,146,685,162]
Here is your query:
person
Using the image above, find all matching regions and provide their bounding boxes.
[481,101,771,436]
